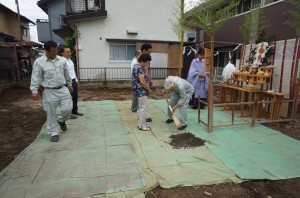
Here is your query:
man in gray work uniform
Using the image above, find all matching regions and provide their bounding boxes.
[30,41,73,142]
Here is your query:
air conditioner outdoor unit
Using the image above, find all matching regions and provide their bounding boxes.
[187,33,195,42]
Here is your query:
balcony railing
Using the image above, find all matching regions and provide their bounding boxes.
[77,67,179,82]
[66,0,105,15]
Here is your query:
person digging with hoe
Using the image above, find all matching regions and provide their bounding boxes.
[163,76,194,130]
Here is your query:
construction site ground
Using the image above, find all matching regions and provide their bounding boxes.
[0,84,300,198]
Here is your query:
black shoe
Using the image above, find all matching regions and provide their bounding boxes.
[200,107,205,110]
[72,112,83,116]
[57,120,67,131]
[70,114,77,119]
[192,106,198,110]
[178,125,187,130]
[166,119,174,123]
[146,118,152,122]
[51,135,59,142]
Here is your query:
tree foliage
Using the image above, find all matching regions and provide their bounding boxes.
[186,0,239,35]
[239,4,269,44]
[169,0,186,40]
[286,0,300,37]
[65,36,77,67]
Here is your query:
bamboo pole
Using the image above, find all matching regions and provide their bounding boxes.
[179,32,184,77]
[178,0,184,77]
[208,35,215,132]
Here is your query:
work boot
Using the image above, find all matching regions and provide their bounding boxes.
[178,125,187,130]
[72,112,83,116]
[70,114,77,119]
[166,119,174,123]
[57,120,67,131]
[51,135,59,142]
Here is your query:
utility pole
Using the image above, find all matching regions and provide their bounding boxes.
[15,0,23,41]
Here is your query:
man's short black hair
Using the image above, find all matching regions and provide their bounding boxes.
[44,41,57,51]
[138,53,152,63]
[141,43,152,52]
[58,46,68,55]
[197,47,204,55]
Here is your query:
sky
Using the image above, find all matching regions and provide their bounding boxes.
[0,0,199,43]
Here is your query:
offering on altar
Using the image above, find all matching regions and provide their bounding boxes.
[222,62,236,82]
[256,71,265,76]
[250,66,258,75]
[253,42,268,66]
[245,42,274,66]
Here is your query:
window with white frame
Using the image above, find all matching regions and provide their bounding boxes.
[234,0,281,15]
[239,0,262,13]
[263,0,279,6]
[252,0,262,8]
[110,44,136,61]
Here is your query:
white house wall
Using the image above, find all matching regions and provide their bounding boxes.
[74,0,195,73]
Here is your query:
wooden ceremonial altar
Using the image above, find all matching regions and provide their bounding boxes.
[218,83,285,120]
[198,65,300,129]
[220,65,285,120]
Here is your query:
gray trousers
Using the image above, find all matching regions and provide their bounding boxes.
[167,92,193,126]
[43,87,72,136]
[137,96,148,128]
[132,94,151,119]
[131,94,138,112]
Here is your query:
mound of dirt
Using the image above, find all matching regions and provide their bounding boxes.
[169,132,205,149]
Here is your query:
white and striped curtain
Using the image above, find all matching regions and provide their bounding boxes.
[70,0,86,13]
[110,45,127,60]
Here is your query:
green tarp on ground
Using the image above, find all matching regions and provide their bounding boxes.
[0,101,146,198]
[1,100,300,198]
[117,100,242,189]
[151,99,300,180]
